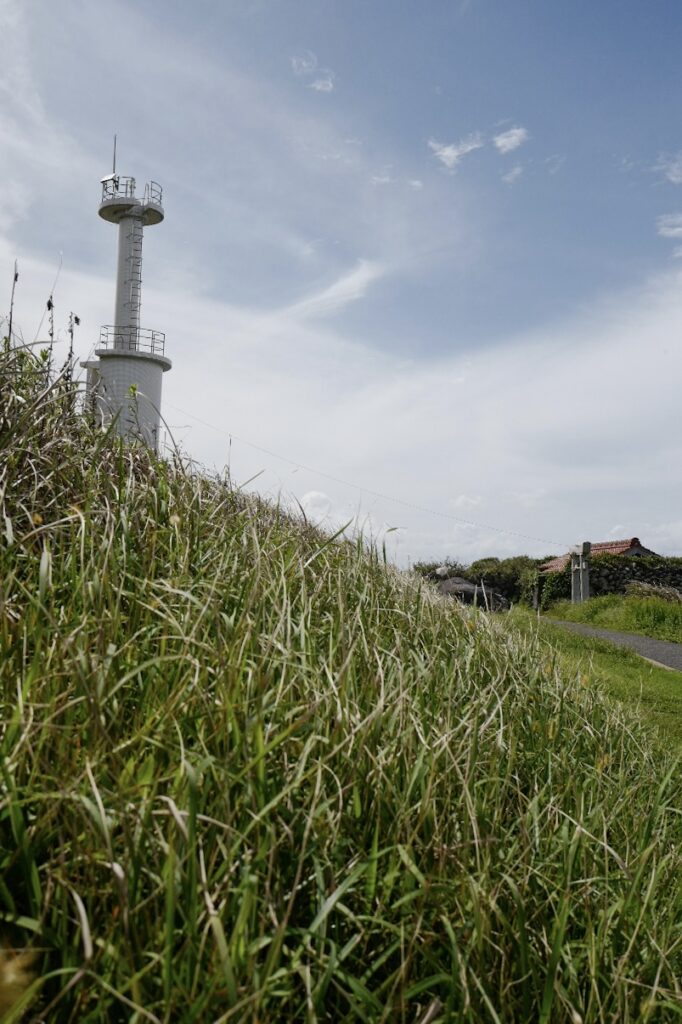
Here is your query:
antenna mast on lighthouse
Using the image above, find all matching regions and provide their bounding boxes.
[82,139,171,451]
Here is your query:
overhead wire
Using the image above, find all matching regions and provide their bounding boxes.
[165,400,570,551]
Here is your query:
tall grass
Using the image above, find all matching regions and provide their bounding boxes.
[2,344,682,1021]
[549,594,682,644]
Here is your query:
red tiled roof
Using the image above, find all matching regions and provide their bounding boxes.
[539,538,652,573]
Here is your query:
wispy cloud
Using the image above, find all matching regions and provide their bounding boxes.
[545,154,565,176]
[12,238,682,566]
[291,51,318,76]
[501,164,523,185]
[507,487,547,509]
[409,179,424,191]
[296,490,401,548]
[309,74,335,93]
[657,213,682,238]
[291,50,335,92]
[163,260,682,564]
[428,125,528,171]
[428,133,484,170]
[451,494,483,510]
[0,179,31,234]
[300,490,333,522]
[0,1,100,236]
[493,126,529,154]
[370,173,392,186]
[283,259,385,320]
[658,214,682,259]
[655,151,682,185]
[0,0,468,332]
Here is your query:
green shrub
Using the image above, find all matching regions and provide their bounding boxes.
[412,556,466,578]
[626,580,682,603]
[415,555,549,605]
[549,593,682,643]
[539,564,571,609]
[467,555,544,603]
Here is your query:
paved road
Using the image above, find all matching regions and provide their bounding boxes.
[548,620,682,673]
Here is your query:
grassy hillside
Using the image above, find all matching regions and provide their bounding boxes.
[549,593,682,643]
[2,347,682,1022]
[512,609,682,745]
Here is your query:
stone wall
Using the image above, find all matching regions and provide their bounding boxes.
[539,555,682,608]
[588,555,682,595]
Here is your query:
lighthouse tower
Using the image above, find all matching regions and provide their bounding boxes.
[83,163,171,450]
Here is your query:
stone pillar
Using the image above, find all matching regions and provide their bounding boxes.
[571,542,591,603]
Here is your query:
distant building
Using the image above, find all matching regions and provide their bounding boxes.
[539,537,658,574]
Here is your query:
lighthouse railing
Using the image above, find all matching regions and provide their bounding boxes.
[101,176,137,202]
[98,325,166,356]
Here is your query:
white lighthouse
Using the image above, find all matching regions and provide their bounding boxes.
[83,161,171,450]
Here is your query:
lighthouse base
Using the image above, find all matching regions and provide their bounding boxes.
[82,348,172,452]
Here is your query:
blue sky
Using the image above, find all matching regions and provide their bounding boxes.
[3,0,682,563]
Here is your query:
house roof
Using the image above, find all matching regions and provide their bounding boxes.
[539,537,657,573]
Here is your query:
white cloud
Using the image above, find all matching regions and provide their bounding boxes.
[291,49,335,92]
[607,519,682,552]
[655,151,682,185]
[501,164,523,185]
[493,126,529,155]
[0,179,31,233]
[283,260,385,320]
[0,0,475,345]
[451,494,483,510]
[300,490,333,523]
[309,75,335,93]
[409,179,424,190]
[545,154,565,176]
[428,133,484,170]
[298,240,316,258]
[294,493,398,548]
[637,520,682,552]
[0,2,100,236]
[291,51,318,76]
[507,488,547,509]
[9,242,682,566]
[657,213,682,238]
[370,174,393,186]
